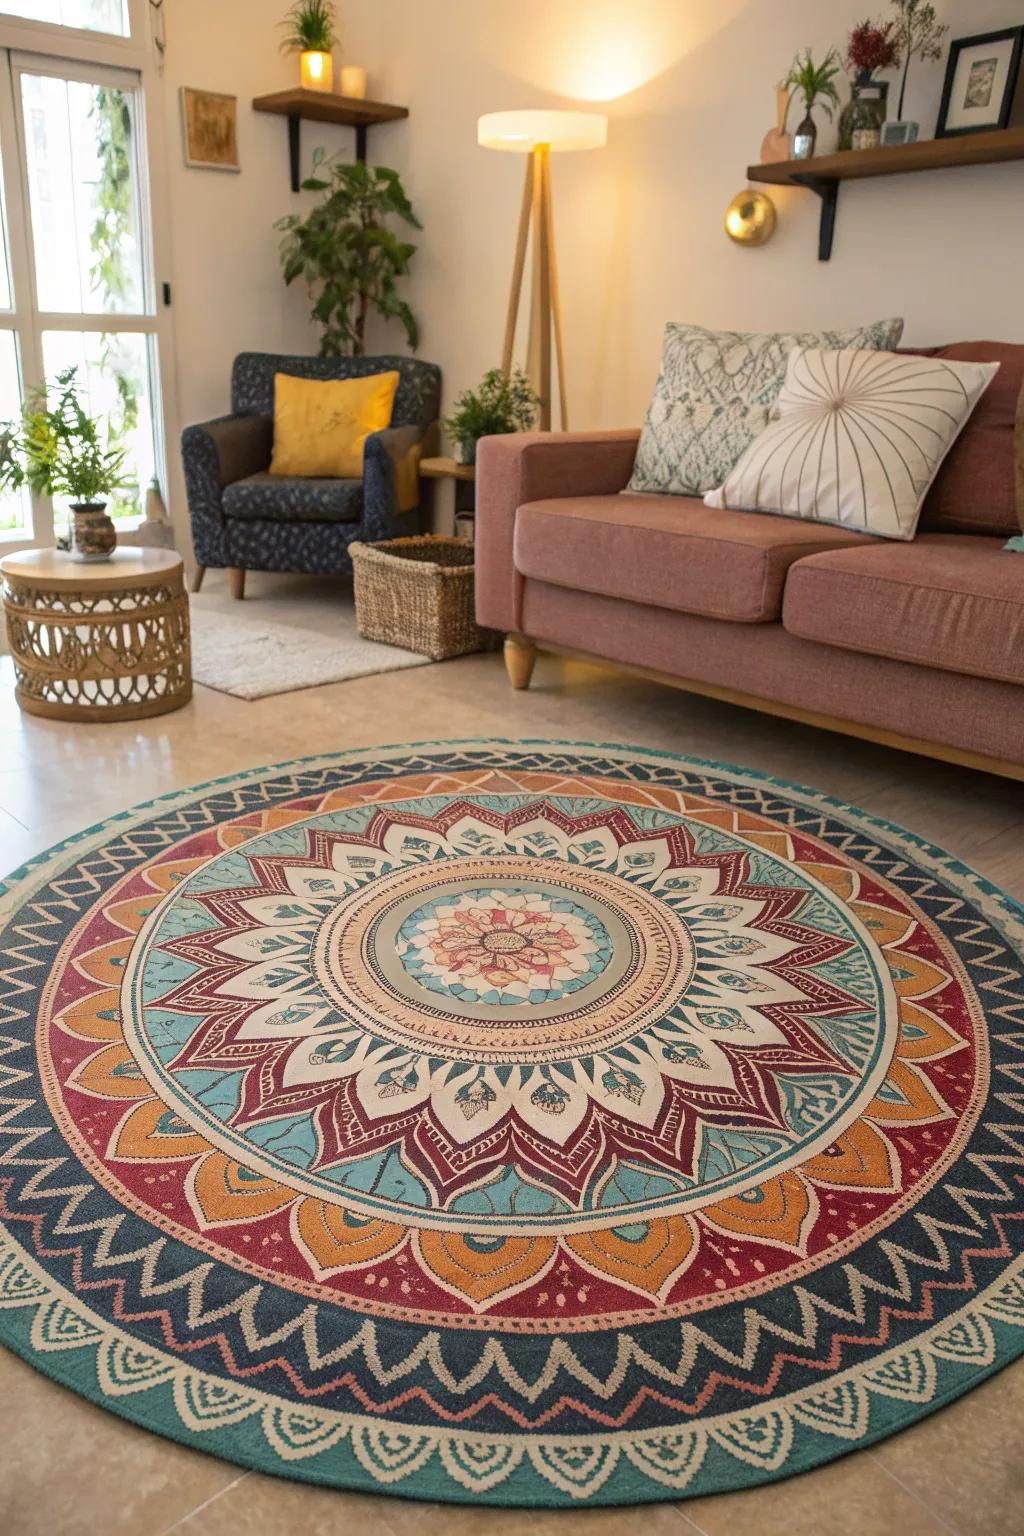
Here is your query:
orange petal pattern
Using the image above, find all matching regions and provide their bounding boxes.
[702,1173,815,1252]
[188,1153,296,1227]
[566,1217,696,1300]
[415,1230,557,1307]
[293,1200,406,1279]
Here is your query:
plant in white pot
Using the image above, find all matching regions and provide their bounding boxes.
[443,367,540,466]
[0,367,131,560]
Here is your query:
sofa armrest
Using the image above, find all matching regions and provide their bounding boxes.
[475,430,640,631]
[181,413,273,568]
[363,422,430,536]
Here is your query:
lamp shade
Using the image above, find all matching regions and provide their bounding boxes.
[478,109,608,153]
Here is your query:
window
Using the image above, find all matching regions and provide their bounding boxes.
[0,48,167,542]
[0,2,129,39]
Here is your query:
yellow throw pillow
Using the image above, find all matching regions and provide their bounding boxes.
[270,371,399,479]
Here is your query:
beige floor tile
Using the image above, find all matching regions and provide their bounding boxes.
[868,1365,1024,1536]
[0,1349,241,1536]
[681,1447,955,1536]
[170,1469,704,1536]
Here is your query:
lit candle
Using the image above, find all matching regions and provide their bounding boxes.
[340,65,368,99]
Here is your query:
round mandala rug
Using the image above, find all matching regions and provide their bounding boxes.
[2,740,1023,1507]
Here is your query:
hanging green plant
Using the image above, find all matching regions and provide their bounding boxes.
[276,152,421,357]
[279,0,336,54]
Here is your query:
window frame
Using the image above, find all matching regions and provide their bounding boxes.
[0,0,179,552]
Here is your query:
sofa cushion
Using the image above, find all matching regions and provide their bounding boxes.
[513,495,873,623]
[919,341,1024,538]
[783,533,1024,685]
[627,317,903,498]
[705,348,998,542]
[223,473,363,524]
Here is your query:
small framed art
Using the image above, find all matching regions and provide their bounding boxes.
[936,27,1024,138]
[181,88,240,172]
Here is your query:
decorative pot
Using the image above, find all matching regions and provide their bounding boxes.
[454,438,477,467]
[792,113,817,159]
[839,73,889,151]
[70,502,117,562]
[300,50,333,92]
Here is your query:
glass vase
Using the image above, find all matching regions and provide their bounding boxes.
[792,114,817,160]
[839,73,890,151]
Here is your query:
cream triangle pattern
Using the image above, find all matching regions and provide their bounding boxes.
[2,1226,1024,1499]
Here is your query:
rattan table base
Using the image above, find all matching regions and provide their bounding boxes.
[1,548,192,722]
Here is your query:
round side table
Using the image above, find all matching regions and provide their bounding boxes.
[0,547,192,722]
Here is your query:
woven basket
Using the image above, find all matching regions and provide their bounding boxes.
[349,536,498,661]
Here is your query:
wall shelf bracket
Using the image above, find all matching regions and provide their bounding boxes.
[789,174,839,261]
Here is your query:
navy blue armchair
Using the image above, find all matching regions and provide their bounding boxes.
[181,352,441,598]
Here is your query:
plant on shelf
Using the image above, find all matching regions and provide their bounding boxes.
[786,47,842,158]
[889,0,947,123]
[279,0,336,54]
[839,18,901,149]
[443,368,540,465]
[0,367,131,559]
[280,0,337,90]
[277,151,420,357]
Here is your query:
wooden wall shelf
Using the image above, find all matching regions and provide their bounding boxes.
[748,125,1024,260]
[253,89,409,191]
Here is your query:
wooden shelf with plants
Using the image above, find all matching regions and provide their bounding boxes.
[748,125,1024,260]
[253,89,409,190]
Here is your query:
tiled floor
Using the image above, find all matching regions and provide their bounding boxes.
[2,571,1022,1536]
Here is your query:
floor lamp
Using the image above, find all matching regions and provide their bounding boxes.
[478,110,607,431]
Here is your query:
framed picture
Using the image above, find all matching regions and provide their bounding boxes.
[936,27,1024,138]
[180,88,240,172]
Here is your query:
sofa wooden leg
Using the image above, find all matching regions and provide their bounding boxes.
[228,567,246,601]
[504,633,537,690]
[191,564,206,594]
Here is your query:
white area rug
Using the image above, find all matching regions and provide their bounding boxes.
[189,607,430,700]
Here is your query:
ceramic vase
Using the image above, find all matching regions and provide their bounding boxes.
[70,502,117,562]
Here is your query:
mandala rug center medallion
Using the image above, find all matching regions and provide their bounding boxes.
[2,741,1021,1507]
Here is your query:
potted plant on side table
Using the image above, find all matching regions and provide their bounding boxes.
[0,367,131,560]
[443,367,540,466]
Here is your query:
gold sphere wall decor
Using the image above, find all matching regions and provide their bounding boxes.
[725,189,777,246]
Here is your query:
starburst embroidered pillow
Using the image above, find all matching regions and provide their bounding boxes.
[628,317,904,497]
[704,348,1000,541]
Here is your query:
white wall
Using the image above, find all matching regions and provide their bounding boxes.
[158,0,1024,527]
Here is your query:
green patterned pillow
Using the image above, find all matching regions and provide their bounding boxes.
[629,318,905,497]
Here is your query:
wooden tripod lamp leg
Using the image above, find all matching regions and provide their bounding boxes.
[526,145,552,429]
[540,152,569,431]
[502,157,534,375]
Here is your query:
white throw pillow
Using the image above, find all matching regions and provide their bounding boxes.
[628,317,904,497]
[704,348,999,541]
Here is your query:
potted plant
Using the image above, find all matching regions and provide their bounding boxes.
[443,368,540,465]
[277,152,420,356]
[0,367,131,561]
[786,48,842,158]
[887,0,947,140]
[280,0,337,93]
[839,19,901,149]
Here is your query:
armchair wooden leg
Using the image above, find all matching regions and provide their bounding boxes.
[504,633,537,690]
[228,567,246,601]
[191,564,206,594]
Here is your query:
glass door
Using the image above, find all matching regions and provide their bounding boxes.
[0,45,165,547]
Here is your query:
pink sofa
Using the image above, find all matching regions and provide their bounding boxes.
[474,342,1024,781]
